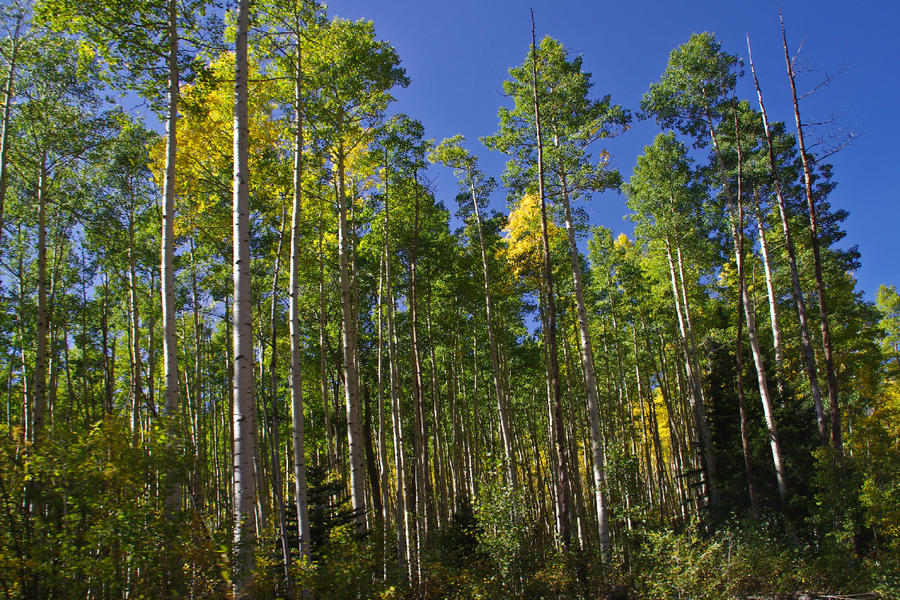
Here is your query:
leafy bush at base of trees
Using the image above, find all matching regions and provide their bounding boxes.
[1,418,896,599]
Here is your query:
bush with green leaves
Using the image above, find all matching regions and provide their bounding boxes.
[0,417,227,599]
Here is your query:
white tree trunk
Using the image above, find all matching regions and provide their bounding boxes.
[746,39,826,444]
[710,108,789,501]
[376,248,391,578]
[731,215,788,500]
[664,235,718,505]
[0,25,19,239]
[756,212,785,392]
[469,178,516,487]
[161,0,180,418]
[383,182,410,578]
[530,14,570,546]
[33,154,48,442]
[336,150,367,534]
[558,173,610,558]
[232,0,257,592]
[289,42,312,565]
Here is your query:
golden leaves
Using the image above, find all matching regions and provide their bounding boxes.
[502,192,565,285]
[150,52,291,240]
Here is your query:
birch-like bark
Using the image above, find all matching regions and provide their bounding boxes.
[317,215,336,470]
[161,0,180,418]
[735,226,762,519]
[376,249,390,578]
[755,207,784,394]
[336,146,366,534]
[467,171,516,487]
[0,22,19,240]
[33,153,48,443]
[710,106,788,500]
[189,238,204,506]
[747,36,826,443]
[268,208,292,593]
[631,321,655,505]
[232,0,257,592]
[530,10,570,547]
[382,160,409,578]
[409,169,428,582]
[425,297,448,527]
[736,206,788,498]
[558,168,610,558]
[161,6,182,589]
[128,212,153,418]
[663,234,718,506]
[289,39,311,565]
[102,277,113,413]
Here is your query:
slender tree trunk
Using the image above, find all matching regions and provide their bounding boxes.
[727,117,762,517]
[47,235,63,430]
[781,16,842,454]
[161,0,180,418]
[148,269,158,414]
[663,235,718,505]
[747,35,827,445]
[349,181,368,529]
[189,238,205,508]
[530,10,570,547]
[102,276,113,413]
[336,146,367,534]
[33,152,48,443]
[737,209,788,499]
[0,22,19,240]
[711,106,788,501]
[128,215,153,419]
[376,249,390,579]
[558,168,610,557]
[16,245,29,442]
[408,168,428,584]
[317,214,336,471]
[232,0,257,592]
[639,318,671,519]
[448,320,464,505]
[268,207,293,594]
[425,295,448,527]
[755,205,785,396]
[465,341,478,500]
[735,239,761,520]
[655,332,689,519]
[631,321,655,506]
[468,173,516,487]
[384,188,410,578]
[161,5,183,592]
[289,39,312,565]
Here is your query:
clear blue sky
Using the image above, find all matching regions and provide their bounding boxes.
[331,0,900,301]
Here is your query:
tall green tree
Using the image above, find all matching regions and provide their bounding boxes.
[483,21,572,548]
[624,131,719,507]
[430,135,518,490]
[304,17,408,535]
[536,36,629,558]
[642,32,789,503]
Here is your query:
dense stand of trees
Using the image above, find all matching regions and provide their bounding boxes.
[1,1,898,598]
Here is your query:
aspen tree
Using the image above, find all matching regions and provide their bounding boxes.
[232,0,256,592]
[781,15,842,454]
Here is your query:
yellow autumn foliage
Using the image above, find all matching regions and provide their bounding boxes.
[150,52,290,240]
[613,232,631,251]
[502,192,566,285]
